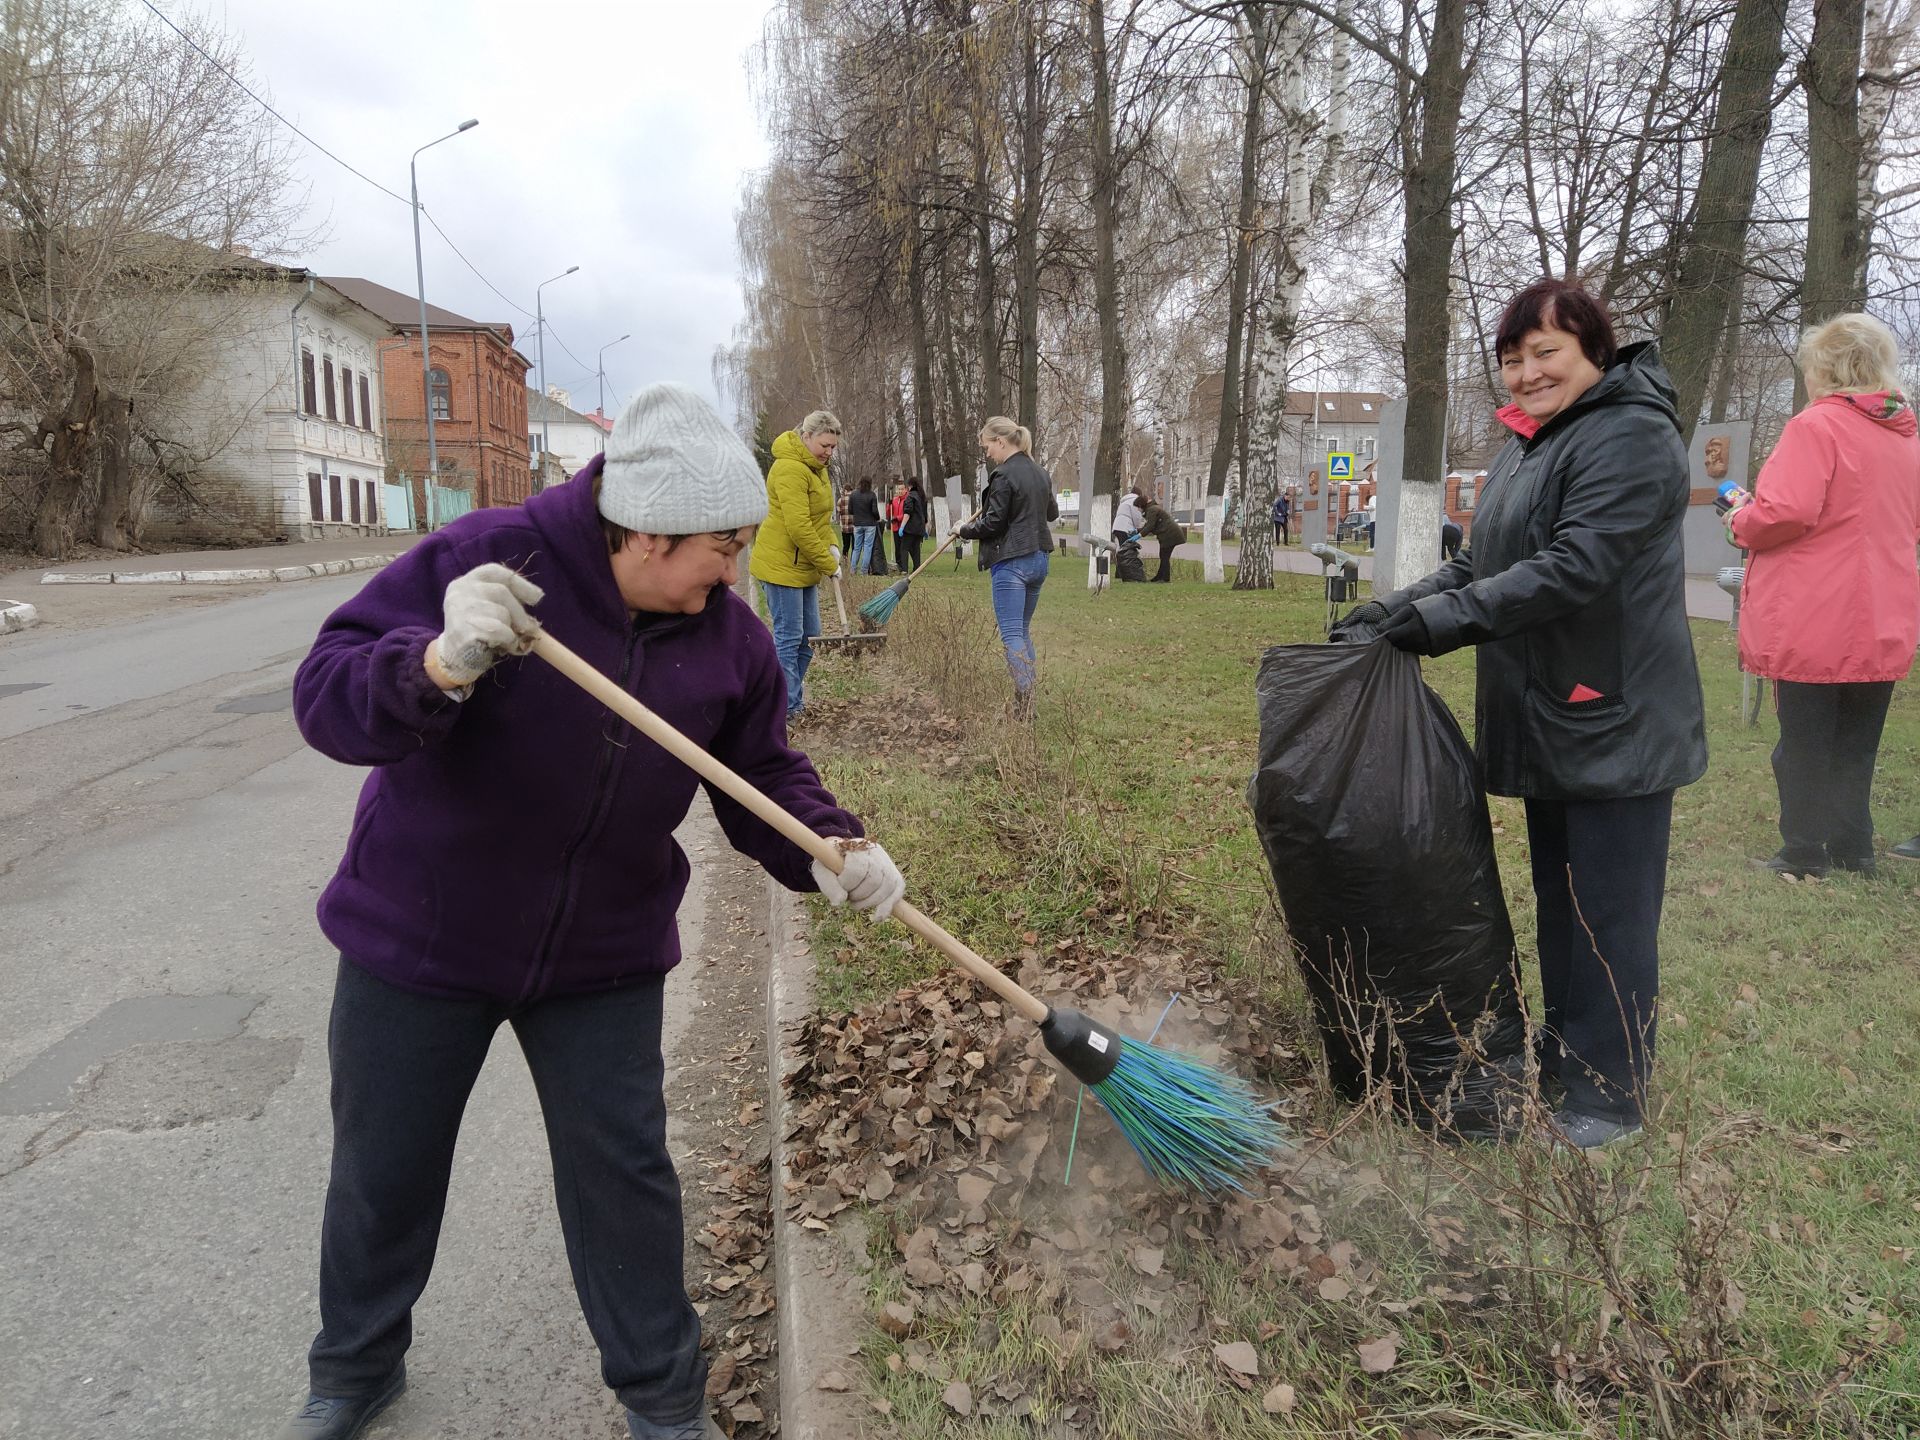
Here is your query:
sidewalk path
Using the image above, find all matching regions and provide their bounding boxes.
[32,531,420,585]
[1057,532,1734,623]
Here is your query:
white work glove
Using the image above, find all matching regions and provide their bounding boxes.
[811,837,905,920]
[829,545,842,578]
[436,562,544,685]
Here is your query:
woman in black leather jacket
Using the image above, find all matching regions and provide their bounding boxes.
[958,416,1059,716]
[1335,279,1706,1150]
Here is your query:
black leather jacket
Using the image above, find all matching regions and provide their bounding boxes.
[961,452,1058,565]
[1385,342,1707,801]
[847,489,882,526]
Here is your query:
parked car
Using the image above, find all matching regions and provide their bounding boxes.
[1336,504,1376,547]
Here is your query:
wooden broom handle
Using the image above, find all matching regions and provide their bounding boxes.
[904,511,978,582]
[829,572,853,634]
[529,630,1049,1023]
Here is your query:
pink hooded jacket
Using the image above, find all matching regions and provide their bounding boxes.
[1731,392,1920,683]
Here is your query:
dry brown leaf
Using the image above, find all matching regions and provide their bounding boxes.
[943,1379,974,1416]
[704,1352,738,1397]
[1213,1340,1260,1377]
[1130,1245,1165,1276]
[956,1173,994,1208]
[878,1301,916,1338]
[1261,1382,1297,1415]
[1357,1333,1400,1374]
[816,1370,852,1392]
[1318,1276,1353,1303]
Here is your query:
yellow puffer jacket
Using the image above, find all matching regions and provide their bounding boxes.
[749,430,838,587]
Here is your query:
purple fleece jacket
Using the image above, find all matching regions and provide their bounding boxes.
[294,457,861,1002]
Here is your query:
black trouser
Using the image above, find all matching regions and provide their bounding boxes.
[1274,520,1288,545]
[898,533,922,571]
[840,526,853,555]
[307,959,704,1426]
[1152,538,1177,581]
[1772,679,1896,866]
[1524,791,1673,1124]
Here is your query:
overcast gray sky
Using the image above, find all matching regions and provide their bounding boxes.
[202,0,773,418]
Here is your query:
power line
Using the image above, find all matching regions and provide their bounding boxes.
[140,0,411,208]
[420,209,537,320]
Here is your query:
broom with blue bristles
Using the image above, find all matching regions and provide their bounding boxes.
[531,630,1287,1193]
[857,512,977,628]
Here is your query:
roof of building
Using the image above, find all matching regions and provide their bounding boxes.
[1186,372,1391,425]
[527,387,604,428]
[320,276,514,341]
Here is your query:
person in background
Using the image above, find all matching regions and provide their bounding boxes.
[958,416,1058,718]
[898,480,928,572]
[280,383,903,1440]
[846,476,881,579]
[1332,278,1706,1150]
[1112,484,1146,548]
[1725,311,1920,878]
[1273,491,1292,547]
[887,480,910,570]
[748,409,842,725]
[1137,490,1186,582]
[1441,519,1463,560]
[835,482,853,558]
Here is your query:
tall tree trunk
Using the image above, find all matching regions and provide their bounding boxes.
[1858,0,1917,297]
[1089,0,1127,523]
[1798,0,1868,407]
[92,392,135,550]
[972,110,1003,423]
[1204,5,1269,584]
[1233,281,1272,589]
[1660,0,1789,444]
[30,345,100,558]
[1016,2,1046,437]
[1400,0,1471,501]
[908,220,946,487]
[892,377,918,481]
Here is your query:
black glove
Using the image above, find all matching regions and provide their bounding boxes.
[1328,600,1389,644]
[1380,603,1437,654]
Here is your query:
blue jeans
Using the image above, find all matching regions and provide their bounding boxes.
[850,526,878,574]
[761,581,819,718]
[989,549,1049,694]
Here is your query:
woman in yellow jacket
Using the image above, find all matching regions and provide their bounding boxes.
[748,410,842,722]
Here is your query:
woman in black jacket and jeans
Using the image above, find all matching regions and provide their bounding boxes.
[1336,279,1706,1149]
[958,416,1058,717]
[897,481,928,571]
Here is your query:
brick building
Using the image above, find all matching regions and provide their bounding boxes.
[323,277,532,512]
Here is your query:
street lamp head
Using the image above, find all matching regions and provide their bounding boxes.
[457,118,479,131]
[564,265,580,276]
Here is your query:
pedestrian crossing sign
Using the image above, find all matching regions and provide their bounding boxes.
[1327,452,1354,479]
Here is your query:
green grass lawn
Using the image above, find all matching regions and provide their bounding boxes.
[794,552,1920,1437]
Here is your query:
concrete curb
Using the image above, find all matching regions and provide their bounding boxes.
[39,555,392,586]
[0,598,41,634]
[765,878,875,1440]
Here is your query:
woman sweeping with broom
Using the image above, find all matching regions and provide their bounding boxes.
[278,383,904,1440]
[956,415,1059,719]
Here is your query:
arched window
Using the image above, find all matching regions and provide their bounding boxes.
[429,368,451,421]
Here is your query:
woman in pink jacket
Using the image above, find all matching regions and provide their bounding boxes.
[1728,312,1920,877]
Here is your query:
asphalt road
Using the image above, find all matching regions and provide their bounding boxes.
[0,577,746,1439]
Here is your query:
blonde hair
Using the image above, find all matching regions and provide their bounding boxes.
[979,415,1032,453]
[798,409,842,438]
[1798,312,1903,397]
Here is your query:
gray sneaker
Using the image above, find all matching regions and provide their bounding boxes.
[1550,1109,1643,1150]
[626,1410,726,1440]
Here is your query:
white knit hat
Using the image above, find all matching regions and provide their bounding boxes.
[599,382,768,534]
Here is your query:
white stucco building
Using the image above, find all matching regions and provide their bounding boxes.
[1159,374,1389,521]
[527,385,612,481]
[144,259,394,544]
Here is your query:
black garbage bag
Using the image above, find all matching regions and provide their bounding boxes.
[1246,641,1526,1132]
[1114,538,1146,583]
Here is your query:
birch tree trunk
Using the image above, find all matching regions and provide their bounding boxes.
[1089,0,1128,519]
[1801,0,1869,388]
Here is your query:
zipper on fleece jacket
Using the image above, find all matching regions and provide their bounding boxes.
[521,628,639,1004]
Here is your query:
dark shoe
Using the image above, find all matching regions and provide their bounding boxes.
[1751,851,1828,880]
[1890,835,1920,860]
[278,1366,405,1439]
[1548,1109,1642,1150]
[1830,853,1878,875]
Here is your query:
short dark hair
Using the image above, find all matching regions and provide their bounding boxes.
[1495,279,1617,370]
[857,477,872,492]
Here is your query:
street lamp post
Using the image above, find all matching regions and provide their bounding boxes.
[597,333,630,441]
[534,265,580,488]
[411,119,478,518]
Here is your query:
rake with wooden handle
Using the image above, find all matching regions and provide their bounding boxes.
[528,629,1286,1191]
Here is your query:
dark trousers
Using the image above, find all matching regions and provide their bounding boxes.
[892,531,910,570]
[840,526,853,555]
[307,959,704,1426]
[1524,791,1673,1124]
[898,533,923,571]
[1274,520,1288,545]
[1773,679,1896,865]
[1152,539,1177,581]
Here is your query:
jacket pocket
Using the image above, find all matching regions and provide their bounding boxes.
[1519,689,1638,798]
